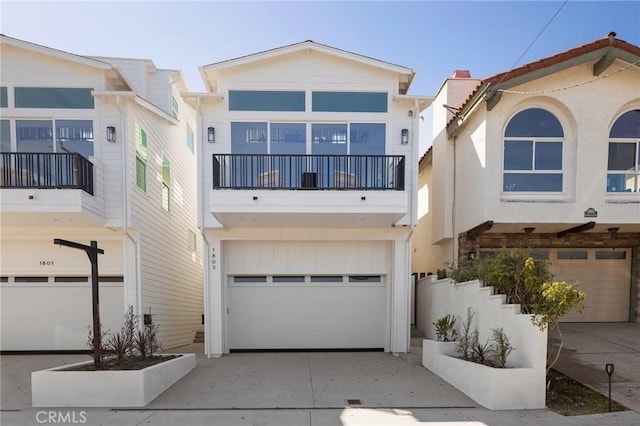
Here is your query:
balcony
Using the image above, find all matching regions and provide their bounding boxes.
[209,154,409,228]
[0,153,104,228]
[213,154,405,190]
[1,153,94,194]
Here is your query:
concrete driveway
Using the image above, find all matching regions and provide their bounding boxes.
[549,322,640,414]
[148,350,477,409]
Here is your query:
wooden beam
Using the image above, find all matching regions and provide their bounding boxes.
[466,220,494,237]
[593,48,616,76]
[556,221,596,238]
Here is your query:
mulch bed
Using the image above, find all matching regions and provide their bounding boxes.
[60,354,178,371]
[546,368,626,416]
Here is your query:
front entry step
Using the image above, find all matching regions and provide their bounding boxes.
[193,330,204,343]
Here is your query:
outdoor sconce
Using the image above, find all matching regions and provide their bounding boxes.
[106,126,116,143]
[524,227,535,234]
[207,127,216,143]
[607,227,620,234]
[401,128,409,144]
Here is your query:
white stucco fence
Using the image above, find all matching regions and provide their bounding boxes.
[417,276,547,409]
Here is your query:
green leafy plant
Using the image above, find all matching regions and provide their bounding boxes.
[490,327,514,368]
[531,280,586,374]
[447,257,481,283]
[105,331,129,362]
[456,307,475,360]
[433,314,458,341]
[436,268,447,280]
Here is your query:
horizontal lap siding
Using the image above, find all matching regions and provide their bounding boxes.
[129,102,203,349]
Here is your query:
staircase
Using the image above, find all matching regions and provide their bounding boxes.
[399,327,425,365]
[193,330,204,344]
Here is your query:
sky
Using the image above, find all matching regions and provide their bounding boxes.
[1,0,639,150]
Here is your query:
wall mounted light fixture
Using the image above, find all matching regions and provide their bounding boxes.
[607,227,620,234]
[401,128,409,144]
[524,227,535,234]
[106,126,116,143]
[207,127,215,143]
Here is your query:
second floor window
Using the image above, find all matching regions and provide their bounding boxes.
[503,108,564,192]
[135,125,147,191]
[607,109,640,193]
[13,119,93,157]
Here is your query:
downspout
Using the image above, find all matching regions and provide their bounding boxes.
[116,95,142,318]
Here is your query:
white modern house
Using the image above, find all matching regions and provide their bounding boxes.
[0,35,203,350]
[415,33,640,323]
[184,41,432,357]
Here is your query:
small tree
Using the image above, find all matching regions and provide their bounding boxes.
[530,280,586,375]
[456,307,475,360]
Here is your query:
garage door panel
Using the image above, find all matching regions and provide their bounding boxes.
[551,248,630,322]
[228,284,386,349]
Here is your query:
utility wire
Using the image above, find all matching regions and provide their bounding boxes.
[493,0,569,88]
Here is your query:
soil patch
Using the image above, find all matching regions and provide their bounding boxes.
[60,354,179,371]
[546,368,626,416]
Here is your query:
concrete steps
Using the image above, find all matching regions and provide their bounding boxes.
[399,336,425,365]
[193,330,204,343]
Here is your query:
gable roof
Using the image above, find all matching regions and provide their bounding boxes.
[1,34,132,91]
[447,33,640,138]
[200,40,416,94]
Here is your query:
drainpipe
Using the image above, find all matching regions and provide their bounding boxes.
[116,95,142,319]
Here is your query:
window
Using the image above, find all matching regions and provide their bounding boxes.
[229,90,305,111]
[503,108,564,192]
[161,155,170,211]
[186,125,194,154]
[188,230,197,251]
[0,120,10,152]
[171,96,179,119]
[312,92,387,112]
[135,125,147,191]
[557,250,588,260]
[0,87,7,108]
[15,119,94,157]
[607,109,640,192]
[14,87,94,109]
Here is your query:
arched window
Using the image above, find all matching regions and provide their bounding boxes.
[607,109,640,192]
[503,108,564,192]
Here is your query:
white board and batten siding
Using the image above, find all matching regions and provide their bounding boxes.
[225,240,390,350]
[128,101,203,349]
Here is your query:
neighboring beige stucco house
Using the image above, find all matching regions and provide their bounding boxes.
[414,33,640,323]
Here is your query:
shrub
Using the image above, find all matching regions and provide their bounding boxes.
[433,314,458,341]
[471,339,492,365]
[456,307,475,360]
[447,257,481,283]
[491,327,514,368]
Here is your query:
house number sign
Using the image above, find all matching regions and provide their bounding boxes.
[40,260,54,266]
[210,248,216,270]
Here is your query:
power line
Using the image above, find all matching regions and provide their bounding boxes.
[498,60,640,95]
[494,0,569,88]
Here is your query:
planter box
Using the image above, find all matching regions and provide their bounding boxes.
[32,353,196,407]
[422,340,545,410]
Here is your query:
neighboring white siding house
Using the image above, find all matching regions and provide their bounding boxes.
[0,35,203,350]
[186,41,431,357]
[416,34,640,323]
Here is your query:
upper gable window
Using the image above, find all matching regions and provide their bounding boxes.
[607,109,640,193]
[229,91,305,112]
[15,88,94,109]
[0,87,7,108]
[503,108,564,192]
[312,92,387,113]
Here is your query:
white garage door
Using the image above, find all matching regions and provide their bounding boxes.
[548,248,631,322]
[225,241,388,350]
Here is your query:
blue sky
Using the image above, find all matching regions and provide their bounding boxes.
[2,1,639,150]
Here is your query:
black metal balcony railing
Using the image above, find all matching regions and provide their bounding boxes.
[0,153,94,195]
[213,154,405,190]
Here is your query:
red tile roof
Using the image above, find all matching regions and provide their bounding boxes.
[446,34,640,132]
